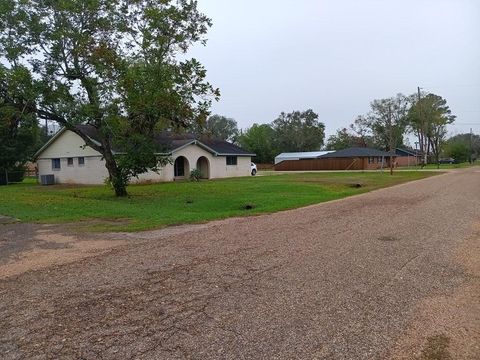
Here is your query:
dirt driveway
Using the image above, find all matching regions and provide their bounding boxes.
[1,168,479,359]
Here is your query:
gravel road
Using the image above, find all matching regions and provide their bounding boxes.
[1,168,479,359]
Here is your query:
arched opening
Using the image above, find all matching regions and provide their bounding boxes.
[196,156,210,179]
[174,156,189,178]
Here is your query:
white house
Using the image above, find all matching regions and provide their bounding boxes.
[34,125,255,184]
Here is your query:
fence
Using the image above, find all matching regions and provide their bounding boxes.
[0,170,31,185]
[274,157,365,171]
[255,163,275,170]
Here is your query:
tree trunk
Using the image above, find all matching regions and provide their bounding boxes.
[104,153,127,197]
[101,140,128,197]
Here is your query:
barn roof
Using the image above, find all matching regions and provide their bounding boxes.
[274,151,334,164]
[319,147,394,158]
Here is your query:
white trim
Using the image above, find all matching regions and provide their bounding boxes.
[171,140,255,157]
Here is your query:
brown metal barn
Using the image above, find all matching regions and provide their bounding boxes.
[274,147,395,171]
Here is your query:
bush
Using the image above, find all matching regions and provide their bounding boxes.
[444,142,469,163]
[190,168,202,181]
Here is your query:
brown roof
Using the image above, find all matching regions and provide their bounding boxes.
[35,125,254,158]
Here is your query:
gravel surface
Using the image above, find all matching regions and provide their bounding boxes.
[1,168,479,359]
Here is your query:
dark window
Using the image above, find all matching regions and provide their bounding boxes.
[226,156,237,165]
[67,157,74,166]
[174,157,185,177]
[368,157,374,164]
[52,158,61,170]
[377,157,383,163]
[78,157,85,166]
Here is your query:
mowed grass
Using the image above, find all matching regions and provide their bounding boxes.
[0,171,439,232]
[420,162,476,169]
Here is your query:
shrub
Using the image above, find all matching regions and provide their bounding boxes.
[190,168,202,181]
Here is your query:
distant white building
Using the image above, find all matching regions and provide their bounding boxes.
[274,151,334,164]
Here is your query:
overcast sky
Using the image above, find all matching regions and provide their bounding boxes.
[190,0,480,139]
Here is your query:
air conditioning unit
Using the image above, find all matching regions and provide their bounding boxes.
[40,174,55,185]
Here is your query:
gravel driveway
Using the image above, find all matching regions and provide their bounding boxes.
[1,168,479,359]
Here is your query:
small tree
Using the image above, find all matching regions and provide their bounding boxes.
[238,123,276,163]
[199,115,239,142]
[0,0,219,196]
[325,128,356,150]
[271,109,325,152]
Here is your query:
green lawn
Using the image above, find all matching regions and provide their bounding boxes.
[0,171,439,232]
[419,162,476,169]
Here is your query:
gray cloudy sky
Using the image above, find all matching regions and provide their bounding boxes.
[191,0,480,139]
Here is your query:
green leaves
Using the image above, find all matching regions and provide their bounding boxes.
[0,65,39,170]
[238,123,276,163]
[272,109,325,152]
[1,0,218,195]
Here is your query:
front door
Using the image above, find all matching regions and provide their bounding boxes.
[174,157,185,177]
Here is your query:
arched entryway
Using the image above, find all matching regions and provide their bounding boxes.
[174,156,189,178]
[196,156,210,179]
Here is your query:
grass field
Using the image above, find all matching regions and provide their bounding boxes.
[0,171,439,232]
[419,162,476,169]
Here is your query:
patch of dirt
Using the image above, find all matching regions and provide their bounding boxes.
[0,223,126,279]
[389,224,480,359]
[419,334,452,360]
[0,215,19,225]
[378,235,399,242]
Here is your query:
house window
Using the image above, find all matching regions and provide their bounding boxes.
[78,157,85,166]
[377,157,383,164]
[52,158,61,170]
[226,156,237,165]
[368,157,375,164]
[67,158,74,166]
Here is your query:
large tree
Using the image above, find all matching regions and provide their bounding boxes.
[238,123,276,163]
[271,109,325,152]
[408,93,455,165]
[0,0,219,196]
[0,65,39,178]
[366,94,410,174]
[202,114,239,142]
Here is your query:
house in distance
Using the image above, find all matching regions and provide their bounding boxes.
[274,147,395,171]
[34,125,255,185]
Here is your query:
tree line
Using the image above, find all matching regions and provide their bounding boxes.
[324,92,471,166]
[198,90,476,166]
[192,110,326,164]
[0,0,475,195]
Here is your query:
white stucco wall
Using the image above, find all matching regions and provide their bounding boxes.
[36,130,252,184]
[134,143,252,182]
[40,131,102,158]
[37,156,108,184]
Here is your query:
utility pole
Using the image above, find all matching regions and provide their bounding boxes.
[388,106,394,175]
[417,87,427,167]
[470,128,473,164]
